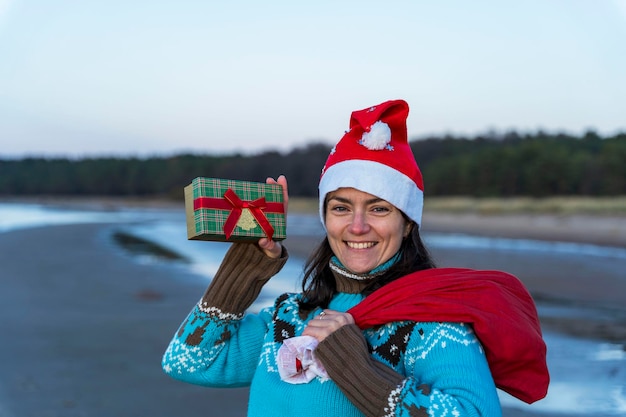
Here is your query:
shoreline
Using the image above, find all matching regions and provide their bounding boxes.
[2,195,626,248]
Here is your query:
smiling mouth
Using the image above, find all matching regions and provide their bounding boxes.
[346,241,377,249]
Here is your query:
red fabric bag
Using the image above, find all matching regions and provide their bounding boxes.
[347,267,549,404]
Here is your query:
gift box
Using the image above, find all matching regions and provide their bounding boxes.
[184,177,286,242]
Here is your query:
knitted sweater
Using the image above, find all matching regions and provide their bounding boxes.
[162,243,502,417]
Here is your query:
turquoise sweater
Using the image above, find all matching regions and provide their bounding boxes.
[162,244,502,416]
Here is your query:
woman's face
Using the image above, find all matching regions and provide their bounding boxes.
[325,187,411,274]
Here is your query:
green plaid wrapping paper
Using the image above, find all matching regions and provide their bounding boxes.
[184,177,286,242]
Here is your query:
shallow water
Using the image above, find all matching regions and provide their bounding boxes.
[1,202,625,415]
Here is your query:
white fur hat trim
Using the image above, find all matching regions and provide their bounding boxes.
[319,159,423,228]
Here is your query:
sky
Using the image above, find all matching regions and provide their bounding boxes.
[1,0,625,158]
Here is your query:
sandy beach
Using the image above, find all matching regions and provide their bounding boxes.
[0,223,251,417]
[0,208,624,417]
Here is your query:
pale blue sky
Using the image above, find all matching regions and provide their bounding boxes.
[1,0,625,157]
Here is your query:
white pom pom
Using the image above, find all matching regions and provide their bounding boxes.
[360,121,391,150]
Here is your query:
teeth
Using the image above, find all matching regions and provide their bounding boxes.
[347,242,375,249]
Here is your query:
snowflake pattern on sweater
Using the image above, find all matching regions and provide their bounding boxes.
[163,290,502,416]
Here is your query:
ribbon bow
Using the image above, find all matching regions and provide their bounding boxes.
[222,188,274,240]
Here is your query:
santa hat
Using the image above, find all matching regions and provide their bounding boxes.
[319,99,424,227]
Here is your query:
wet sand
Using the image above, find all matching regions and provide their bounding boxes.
[0,223,249,417]
[1,211,625,416]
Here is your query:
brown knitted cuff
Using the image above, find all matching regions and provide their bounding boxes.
[199,242,288,314]
[315,324,405,417]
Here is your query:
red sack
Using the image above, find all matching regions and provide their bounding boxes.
[348,267,549,404]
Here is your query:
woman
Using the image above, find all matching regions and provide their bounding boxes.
[162,100,548,416]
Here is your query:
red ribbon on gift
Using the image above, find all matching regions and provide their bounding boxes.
[193,188,284,240]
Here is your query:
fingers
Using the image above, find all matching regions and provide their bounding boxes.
[314,310,355,326]
[258,237,282,259]
[302,310,355,342]
[266,175,288,213]
[261,175,288,258]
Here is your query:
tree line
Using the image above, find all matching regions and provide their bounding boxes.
[1,130,624,198]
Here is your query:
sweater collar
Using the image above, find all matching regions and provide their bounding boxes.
[330,252,401,294]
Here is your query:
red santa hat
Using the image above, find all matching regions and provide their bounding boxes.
[319,99,424,227]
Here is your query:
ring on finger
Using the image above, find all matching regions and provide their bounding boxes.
[318,311,326,319]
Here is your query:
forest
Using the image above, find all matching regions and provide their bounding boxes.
[1,130,624,198]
